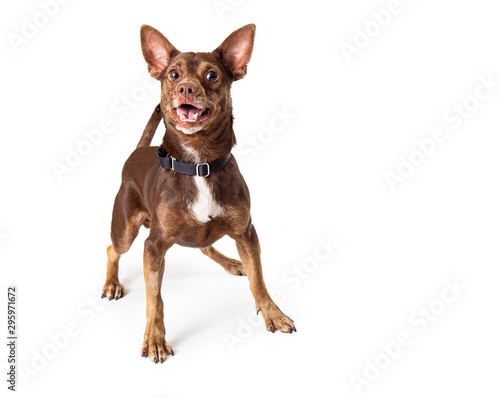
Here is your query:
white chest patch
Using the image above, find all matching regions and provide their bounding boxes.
[180,143,225,223]
[191,176,224,223]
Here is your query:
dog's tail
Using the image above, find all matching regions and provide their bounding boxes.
[136,103,163,148]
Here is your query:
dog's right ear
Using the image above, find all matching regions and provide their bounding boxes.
[140,25,179,80]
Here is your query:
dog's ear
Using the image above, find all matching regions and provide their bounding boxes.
[213,24,256,81]
[140,25,179,79]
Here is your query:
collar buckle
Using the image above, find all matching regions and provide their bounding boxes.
[196,163,210,177]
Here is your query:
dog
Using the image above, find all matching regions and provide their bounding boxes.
[101,24,296,363]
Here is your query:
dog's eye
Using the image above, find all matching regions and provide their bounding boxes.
[206,71,219,83]
[169,70,179,81]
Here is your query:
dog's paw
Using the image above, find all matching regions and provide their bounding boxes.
[225,259,246,276]
[141,331,174,363]
[260,306,296,334]
[101,282,124,300]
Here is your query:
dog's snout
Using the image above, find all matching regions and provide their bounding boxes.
[177,83,197,100]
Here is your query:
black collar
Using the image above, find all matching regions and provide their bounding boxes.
[156,146,231,177]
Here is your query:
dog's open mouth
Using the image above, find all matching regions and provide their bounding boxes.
[173,104,212,127]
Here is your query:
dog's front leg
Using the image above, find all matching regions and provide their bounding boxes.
[234,224,296,333]
[141,229,175,363]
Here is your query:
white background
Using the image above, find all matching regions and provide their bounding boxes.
[1,0,500,398]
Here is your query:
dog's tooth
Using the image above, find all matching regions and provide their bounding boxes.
[194,113,198,120]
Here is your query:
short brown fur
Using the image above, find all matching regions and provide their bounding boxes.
[101,24,295,363]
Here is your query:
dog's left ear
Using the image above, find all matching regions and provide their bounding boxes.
[213,24,256,81]
[140,25,179,79]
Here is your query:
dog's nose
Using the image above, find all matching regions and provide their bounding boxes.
[177,83,197,100]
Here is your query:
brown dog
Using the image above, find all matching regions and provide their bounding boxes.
[101,24,295,363]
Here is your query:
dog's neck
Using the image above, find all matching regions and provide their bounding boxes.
[161,116,235,163]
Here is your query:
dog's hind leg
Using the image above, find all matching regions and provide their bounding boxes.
[200,245,246,276]
[102,245,124,300]
[102,184,148,300]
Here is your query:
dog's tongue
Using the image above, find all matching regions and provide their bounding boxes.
[176,104,203,121]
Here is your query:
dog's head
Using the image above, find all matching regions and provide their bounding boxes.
[140,24,255,135]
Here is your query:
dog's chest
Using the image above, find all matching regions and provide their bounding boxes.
[189,176,224,223]
[180,144,224,223]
